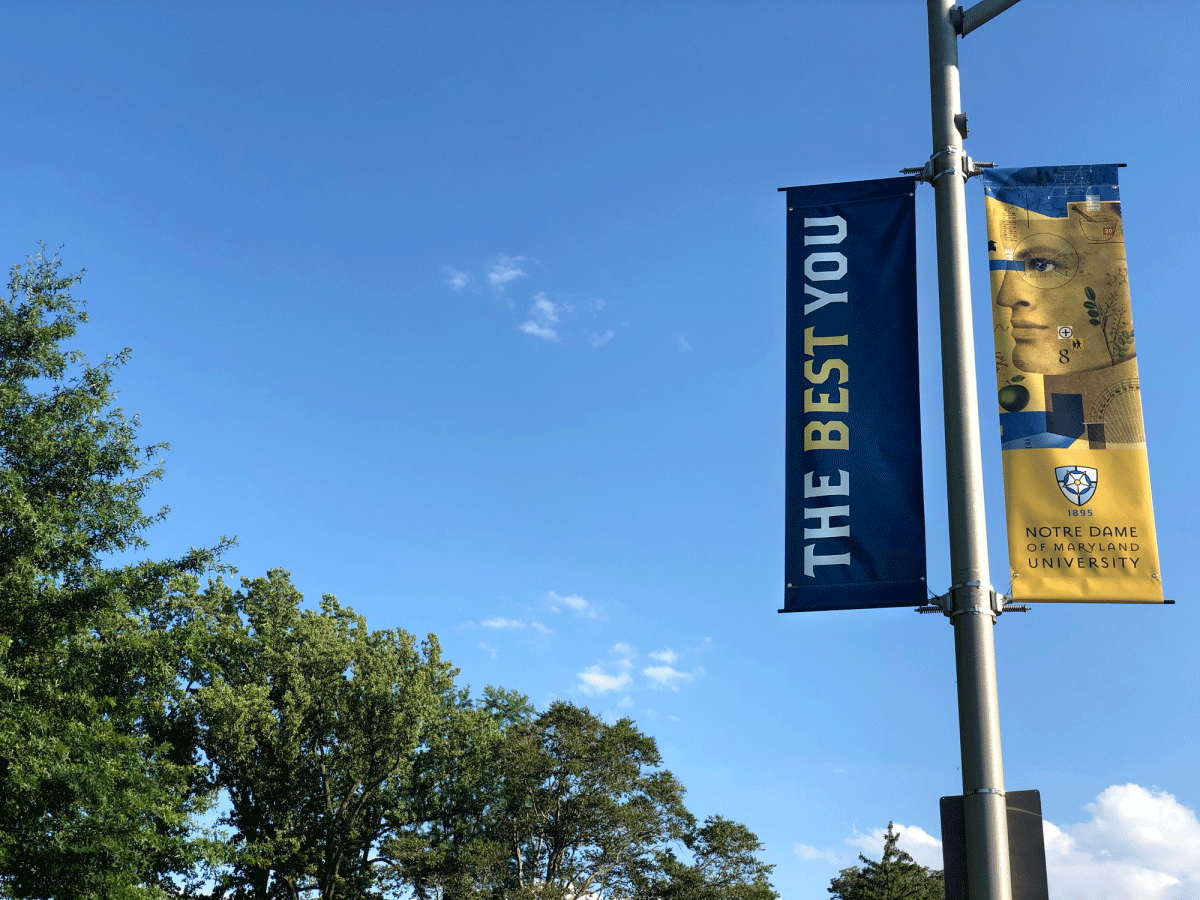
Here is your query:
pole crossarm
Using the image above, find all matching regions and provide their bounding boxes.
[952,0,1023,36]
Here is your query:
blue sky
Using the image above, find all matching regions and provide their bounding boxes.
[4,1,1198,896]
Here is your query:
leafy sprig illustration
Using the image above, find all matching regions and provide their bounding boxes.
[1083,285,1134,365]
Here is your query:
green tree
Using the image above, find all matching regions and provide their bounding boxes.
[493,701,691,900]
[827,823,944,900]
[642,816,777,900]
[0,248,222,898]
[0,248,781,900]
[198,570,458,900]
[382,686,535,900]
[386,701,778,900]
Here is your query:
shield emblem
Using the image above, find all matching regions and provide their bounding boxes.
[1055,465,1098,506]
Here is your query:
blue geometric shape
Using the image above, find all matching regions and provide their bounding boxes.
[1046,393,1084,439]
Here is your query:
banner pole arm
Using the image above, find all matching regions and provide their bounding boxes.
[955,0,1023,36]
[926,1,1013,899]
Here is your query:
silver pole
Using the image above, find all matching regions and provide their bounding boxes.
[926,1,1013,899]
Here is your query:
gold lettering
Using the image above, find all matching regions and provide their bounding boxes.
[805,421,849,451]
[804,327,849,357]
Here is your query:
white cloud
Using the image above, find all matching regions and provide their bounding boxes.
[578,665,632,695]
[794,843,839,864]
[1044,784,1200,900]
[488,255,527,291]
[846,823,943,871]
[477,642,498,659]
[836,785,1200,900]
[519,292,562,342]
[649,648,678,665]
[588,329,614,347]
[519,320,558,341]
[479,615,551,635]
[443,267,470,290]
[677,335,692,351]
[611,642,634,659]
[617,695,633,708]
[643,665,693,691]
[548,591,596,618]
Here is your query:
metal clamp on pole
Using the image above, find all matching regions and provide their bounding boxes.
[920,582,1005,617]
[900,150,996,184]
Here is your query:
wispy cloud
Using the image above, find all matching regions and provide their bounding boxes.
[577,642,637,695]
[443,267,470,290]
[588,329,614,347]
[578,665,633,695]
[548,591,597,618]
[643,665,694,690]
[488,256,527,291]
[519,292,562,342]
[794,843,839,864]
[480,615,551,634]
[649,648,678,665]
[677,335,692,351]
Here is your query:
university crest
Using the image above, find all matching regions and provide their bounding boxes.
[1055,465,1098,506]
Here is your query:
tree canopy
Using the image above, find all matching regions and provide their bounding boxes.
[0,248,781,900]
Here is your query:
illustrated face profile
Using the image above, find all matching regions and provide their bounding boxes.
[993,202,1133,376]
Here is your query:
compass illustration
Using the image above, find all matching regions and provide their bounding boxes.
[1014,233,1080,289]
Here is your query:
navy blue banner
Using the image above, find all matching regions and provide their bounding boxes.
[781,177,927,612]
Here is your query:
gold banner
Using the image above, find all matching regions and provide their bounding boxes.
[982,166,1162,602]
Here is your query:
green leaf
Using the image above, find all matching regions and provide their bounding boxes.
[1083,300,1097,310]
[1084,286,1097,302]
[1010,375,1025,382]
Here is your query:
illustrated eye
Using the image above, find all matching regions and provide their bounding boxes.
[1013,233,1080,287]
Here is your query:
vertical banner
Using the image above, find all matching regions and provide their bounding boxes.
[781,177,926,612]
[982,165,1163,602]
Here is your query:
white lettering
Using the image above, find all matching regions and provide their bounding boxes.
[804,470,850,498]
[804,505,849,540]
[803,215,847,245]
[804,543,851,577]
[803,284,847,315]
[804,251,847,282]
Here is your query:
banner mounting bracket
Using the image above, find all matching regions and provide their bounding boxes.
[920,585,1025,617]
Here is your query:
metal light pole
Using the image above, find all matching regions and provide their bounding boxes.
[923,1,1022,898]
